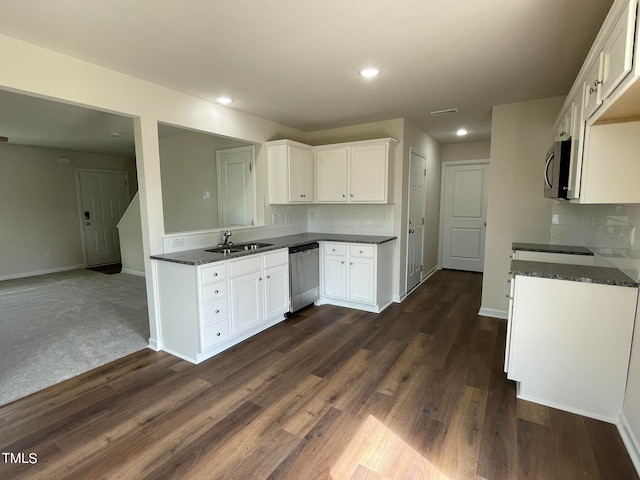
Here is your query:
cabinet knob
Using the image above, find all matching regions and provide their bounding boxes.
[259,277,263,281]
[213,272,218,277]
[215,309,220,314]
[350,194,354,197]
[342,194,346,197]
[350,262,353,265]
[214,289,219,294]
[216,332,221,336]
[332,248,335,252]
[359,250,363,254]
[341,261,344,264]
[267,275,271,279]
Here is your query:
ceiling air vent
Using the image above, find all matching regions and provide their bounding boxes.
[430,108,459,116]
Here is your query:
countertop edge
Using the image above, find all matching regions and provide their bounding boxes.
[509,259,638,288]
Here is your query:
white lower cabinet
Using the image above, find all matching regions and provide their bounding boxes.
[154,248,289,364]
[505,274,638,422]
[229,250,289,336]
[318,241,393,313]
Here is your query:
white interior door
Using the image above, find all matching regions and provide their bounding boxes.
[216,146,255,226]
[78,170,130,266]
[441,162,489,272]
[406,151,426,292]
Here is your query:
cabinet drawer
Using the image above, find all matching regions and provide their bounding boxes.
[201,263,227,284]
[202,282,227,302]
[229,255,261,278]
[203,320,232,349]
[263,249,288,269]
[350,244,374,258]
[203,298,227,326]
[324,243,346,256]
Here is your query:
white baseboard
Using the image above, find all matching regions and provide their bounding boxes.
[121,268,145,277]
[148,338,159,351]
[619,412,640,476]
[516,387,618,424]
[0,264,85,282]
[421,265,438,282]
[478,307,508,320]
[393,293,406,303]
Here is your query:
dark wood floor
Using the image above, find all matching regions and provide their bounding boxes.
[0,270,637,479]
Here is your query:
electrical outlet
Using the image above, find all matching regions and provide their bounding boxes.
[271,214,277,224]
[285,214,292,223]
[171,238,184,248]
[202,191,210,200]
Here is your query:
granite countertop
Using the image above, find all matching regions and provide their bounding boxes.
[512,242,593,256]
[510,260,638,287]
[151,233,397,266]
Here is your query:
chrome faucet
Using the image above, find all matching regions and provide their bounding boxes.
[220,230,233,246]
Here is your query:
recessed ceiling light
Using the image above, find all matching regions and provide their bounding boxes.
[216,97,233,105]
[456,128,469,136]
[358,68,380,78]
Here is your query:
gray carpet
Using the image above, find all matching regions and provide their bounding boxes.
[0,269,149,405]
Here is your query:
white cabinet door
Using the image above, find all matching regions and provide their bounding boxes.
[288,146,314,202]
[230,271,264,335]
[600,0,635,101]
[567,89,586,199]
[349,144,387,202]
[264,263,289,321]
[349,257,375,304]
[316,148,348,202]
[583,55,603,118]
[323,254,347,299]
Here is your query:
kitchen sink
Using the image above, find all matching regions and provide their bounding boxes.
[233,242,274,250]
[205,242,273,254]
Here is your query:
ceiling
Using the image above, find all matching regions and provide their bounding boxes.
[0,0,614,149]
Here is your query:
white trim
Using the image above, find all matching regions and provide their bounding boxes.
[619,412,640,476]
[393,293,406,303]
[438,159,490,270]
[516,387,618,424]
[478,307,508,320]
[121,268,145,277]
[147,338,159,351]
[421,265,438,282]
[0,264,85,281]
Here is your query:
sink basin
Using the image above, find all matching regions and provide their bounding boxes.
[205,242,273,254]
[233,242,274,250]
[205,246,237,254]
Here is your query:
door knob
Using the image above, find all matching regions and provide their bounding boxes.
[85,222,91,226]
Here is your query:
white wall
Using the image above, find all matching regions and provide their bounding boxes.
[441,140,491,163]
[0,143,136,279]
[623,308,640,472]
[480,96,564,317]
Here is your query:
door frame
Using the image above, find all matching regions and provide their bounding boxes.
[75,168,131,267]
[405,148,427,294]
[438,159,489,270]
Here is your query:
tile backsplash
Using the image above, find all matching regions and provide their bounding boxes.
[307,204,395,235]
[550,202,640,281]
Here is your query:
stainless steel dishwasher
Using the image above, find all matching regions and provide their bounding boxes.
[289,242,319,313]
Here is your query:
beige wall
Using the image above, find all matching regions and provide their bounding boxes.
[480,96,564,317]
[441,140,491,162]
[159,131,249,233]
[0,143,137,279]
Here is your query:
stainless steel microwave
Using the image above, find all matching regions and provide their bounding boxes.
[544,140,571,199]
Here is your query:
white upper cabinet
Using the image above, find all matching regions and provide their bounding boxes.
[554,0,640,203]
[269,138,396,205]
[600,0,636,101]
[267,140,314,204]
[315,147,348,202]
[349,143,390,202]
